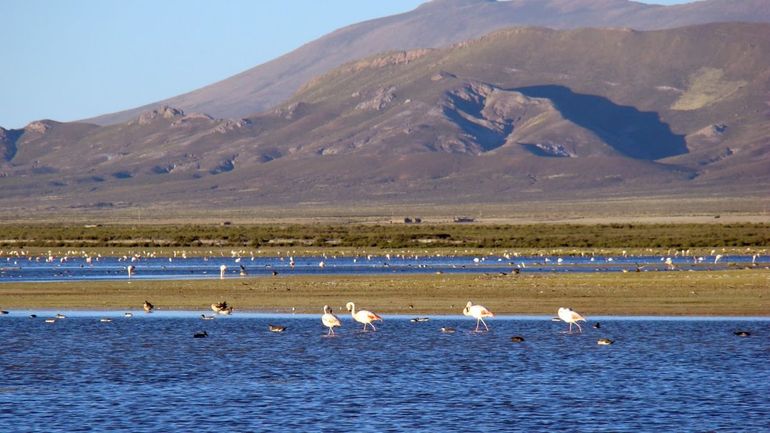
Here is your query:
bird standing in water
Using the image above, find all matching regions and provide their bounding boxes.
[558,307,586,334]
[322,305,342,335]
[346,302,382,331]
[463,301,494,332]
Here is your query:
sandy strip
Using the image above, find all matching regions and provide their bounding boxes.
[1,270,768,316]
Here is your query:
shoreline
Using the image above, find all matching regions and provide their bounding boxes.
[1,270,768,316]
[3,309,769,320]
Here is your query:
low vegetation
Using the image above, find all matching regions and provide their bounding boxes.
[0,222,767,250]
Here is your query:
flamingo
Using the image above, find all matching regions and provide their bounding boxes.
[219,264,227,279]
[346,302,382,331]
[558,307,586,333]
[127,265,135,278]
[463,301,494,332]
[322,305,341,335]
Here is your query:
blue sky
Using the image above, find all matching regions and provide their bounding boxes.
[1,0,692,128]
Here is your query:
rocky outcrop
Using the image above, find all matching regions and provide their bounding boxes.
[134,106,185,125]
[355,86,397,112]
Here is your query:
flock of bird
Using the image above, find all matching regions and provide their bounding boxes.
[2,300,754,342]
[2,248,765,279]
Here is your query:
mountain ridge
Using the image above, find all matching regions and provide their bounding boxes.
[81,0,770,126]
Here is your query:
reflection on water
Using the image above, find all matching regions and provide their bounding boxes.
[1,314,768,432]
[1,254,766,282]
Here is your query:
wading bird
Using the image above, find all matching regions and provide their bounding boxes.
[463,301,494,332]
[219,264,227,279]
[322,305,341,335]
[268,324,286,333]
[557,307,586,334]
[143,300,154,313]
[346,302,382,331]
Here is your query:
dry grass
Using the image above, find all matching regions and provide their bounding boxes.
[1,269,767,316]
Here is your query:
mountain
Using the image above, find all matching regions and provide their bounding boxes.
[2,23,768,212]
[85,0,770,126]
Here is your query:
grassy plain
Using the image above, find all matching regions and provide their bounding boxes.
[1,270,767,316]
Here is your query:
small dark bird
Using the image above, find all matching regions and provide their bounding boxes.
[272,270,279,276]
[510,336,525,343]
[194,331,208,338]
[29,314,37,318]
[734,331,751,337]
[143,300,154,313]
[268,324,286,333]
[597,338,614,345]
[410,317,430,323]
[0,310,9,315]
[593,322,602,329]
[440,327,456,334]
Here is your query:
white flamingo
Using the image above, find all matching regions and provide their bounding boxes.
[346,302,382,331]
[322,305,342,335]
[558,307,586,334]
[463,301,494,331]
[219,264,227,279]
[127,265,135,278]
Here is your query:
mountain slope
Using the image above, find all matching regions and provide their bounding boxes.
[85,0,770,125]
[2,23,768,211]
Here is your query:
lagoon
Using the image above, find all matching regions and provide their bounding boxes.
[1,313,768,432]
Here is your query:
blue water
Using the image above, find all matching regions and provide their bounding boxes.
[1,313,768,432]
[1,253,765,282]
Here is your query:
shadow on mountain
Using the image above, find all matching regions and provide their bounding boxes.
[1,129,23,161]
[514,85,686,160]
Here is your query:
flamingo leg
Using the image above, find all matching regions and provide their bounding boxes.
[362,322,368,331]
[576,322,582,333]
[370,322,377,331]
[568,322,573,334]
[475,319,480,332]
[480,317,489,331]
